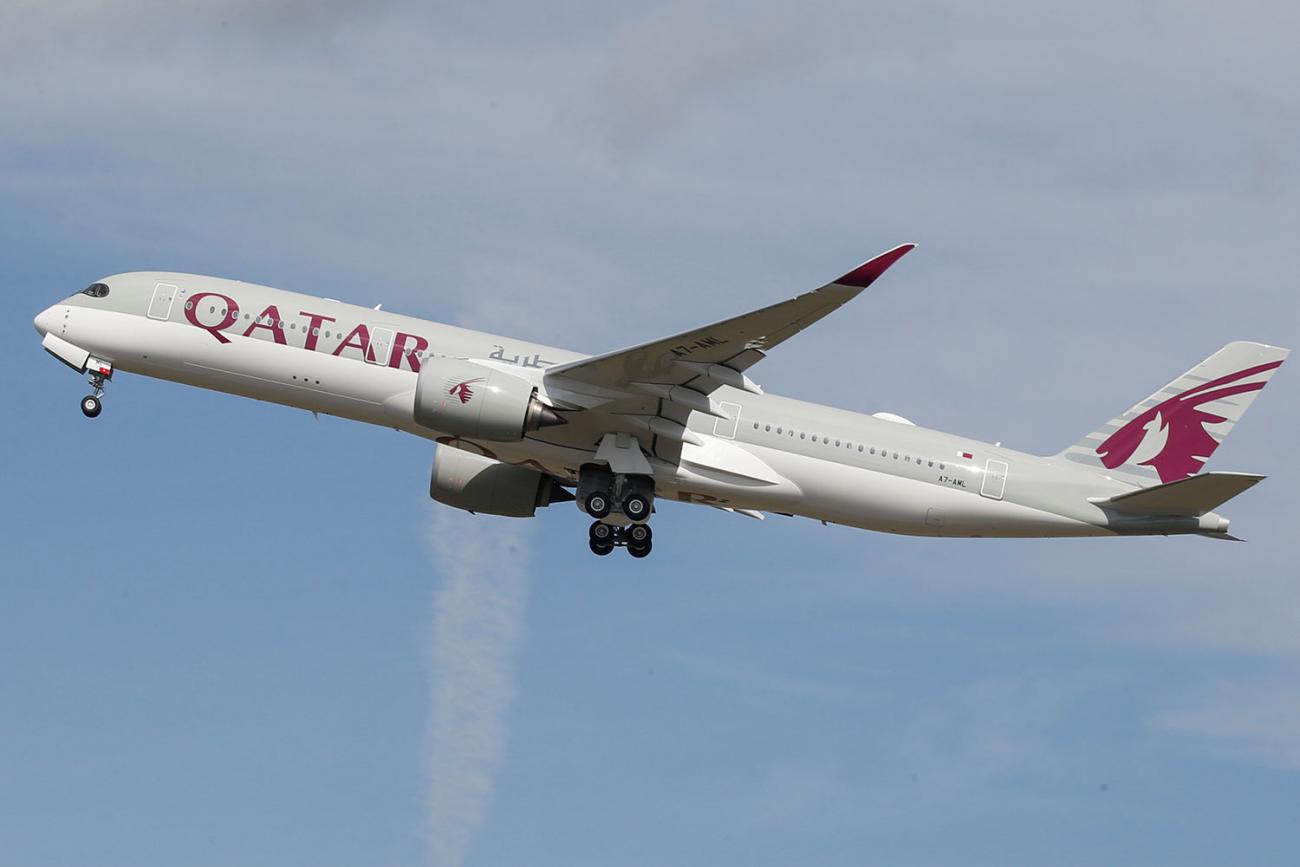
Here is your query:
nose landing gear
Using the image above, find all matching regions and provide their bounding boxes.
[81,359,113,419]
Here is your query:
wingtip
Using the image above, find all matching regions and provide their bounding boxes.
[832,242,917,288]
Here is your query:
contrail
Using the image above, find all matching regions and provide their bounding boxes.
[423,506,533,867]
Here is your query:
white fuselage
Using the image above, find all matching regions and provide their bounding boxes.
[36,272,1213,539]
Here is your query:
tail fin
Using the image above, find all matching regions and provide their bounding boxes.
[1057,341,1288,485]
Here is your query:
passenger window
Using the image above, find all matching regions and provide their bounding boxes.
[800,433,806,439]
[858,445,864,452]
[765,425,771,432]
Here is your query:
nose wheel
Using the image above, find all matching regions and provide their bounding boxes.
[81,360,112,419]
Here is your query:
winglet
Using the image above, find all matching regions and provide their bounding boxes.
[831,243,917,288]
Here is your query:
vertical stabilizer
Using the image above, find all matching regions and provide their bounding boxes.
[1057,342,1288,485]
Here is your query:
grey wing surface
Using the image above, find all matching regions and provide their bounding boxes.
[544,243,915,399]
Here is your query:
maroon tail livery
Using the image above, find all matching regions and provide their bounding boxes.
[1060,341,1288,484]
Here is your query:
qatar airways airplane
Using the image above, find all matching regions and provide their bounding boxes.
[34,244,1288,557]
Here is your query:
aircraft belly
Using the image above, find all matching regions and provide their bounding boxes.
[750,447,1105,537]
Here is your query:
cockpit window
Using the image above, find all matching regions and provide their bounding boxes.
[82,283,110,298]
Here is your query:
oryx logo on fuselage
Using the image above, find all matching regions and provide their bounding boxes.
[447,377,485,404]
[1096,360,1282,482]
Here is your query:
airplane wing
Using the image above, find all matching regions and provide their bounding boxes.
[544,243,915,407]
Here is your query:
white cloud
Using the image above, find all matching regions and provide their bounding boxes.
[597,3,811,147]
[423,506,532,867]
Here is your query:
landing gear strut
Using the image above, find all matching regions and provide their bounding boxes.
[81,360,112,419]
[578,463,656,557]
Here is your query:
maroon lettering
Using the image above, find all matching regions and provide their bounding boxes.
[184,292,241,344]
[332,323,373,361]
[300,311,337,352]
[243,304,287,345]
[389,332,429,371]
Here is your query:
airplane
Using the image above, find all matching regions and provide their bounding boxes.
[33,244,1289,557]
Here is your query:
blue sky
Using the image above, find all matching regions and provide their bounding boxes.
[2,2,1297,865]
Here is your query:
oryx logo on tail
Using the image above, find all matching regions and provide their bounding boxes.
[447,377,486,404]
[1096,360,1283,483]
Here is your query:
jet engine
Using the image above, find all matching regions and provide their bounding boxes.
[429,447,573,518]
[413,357,565,441]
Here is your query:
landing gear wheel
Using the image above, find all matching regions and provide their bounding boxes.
[589,521,615,543]
[628,539,652,558]
[589,538,614,556]
[627,523,652,544]
[585,491,612,519]
[81,395,102,418]
[622,493,651,522]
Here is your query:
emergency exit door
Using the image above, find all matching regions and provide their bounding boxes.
[148,283,178,321]
[980,459,1009,500]
[368,327,394,365]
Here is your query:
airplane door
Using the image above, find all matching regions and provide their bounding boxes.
[147,283,178,321]
[713,401,742,439]
[980,459,1008,500]
[368,327,394,365]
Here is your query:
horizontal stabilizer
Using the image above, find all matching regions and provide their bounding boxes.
[1093,472,1265,516]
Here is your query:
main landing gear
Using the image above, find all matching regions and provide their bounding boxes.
[588,520,653,557]
[579,463,656,558]
[81,359,113,419]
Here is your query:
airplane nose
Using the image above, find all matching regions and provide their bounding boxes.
[34,305,58,337]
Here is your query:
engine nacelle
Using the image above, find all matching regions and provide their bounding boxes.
[429,447,572,518]
[413,357,564,441]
